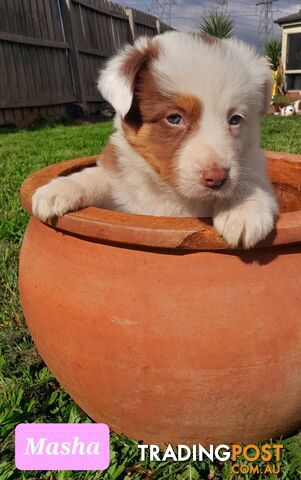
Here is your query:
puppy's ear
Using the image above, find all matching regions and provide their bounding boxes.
[98,37,154,118]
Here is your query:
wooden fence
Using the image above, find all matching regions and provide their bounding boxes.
[0,0,172,127]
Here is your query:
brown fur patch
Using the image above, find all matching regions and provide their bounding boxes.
[122,64,202,185]
[190,32,219,46]
[201,33,219,45]
[176,94,202,124]
[120,40,160,90]
[98,143,120,172]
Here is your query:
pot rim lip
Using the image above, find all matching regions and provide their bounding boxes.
[20,150,301,252]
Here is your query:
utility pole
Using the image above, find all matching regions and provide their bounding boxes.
[148,0,176,25]
[202,0,228,15]
[256,0,279,48]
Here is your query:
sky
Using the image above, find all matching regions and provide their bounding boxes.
[117,0,301,49]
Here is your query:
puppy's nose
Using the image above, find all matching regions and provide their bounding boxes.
[201,166,229,188]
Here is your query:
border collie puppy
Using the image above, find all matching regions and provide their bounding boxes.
[32,31,278,248]
[273,103,295,116]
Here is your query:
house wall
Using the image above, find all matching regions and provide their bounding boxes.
[281,23,301,91]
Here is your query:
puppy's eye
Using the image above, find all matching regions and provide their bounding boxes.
[166,114,183,126]
[229,114,243,126]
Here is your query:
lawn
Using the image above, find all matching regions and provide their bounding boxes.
[1,116,301,480]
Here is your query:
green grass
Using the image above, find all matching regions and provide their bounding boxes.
[261,115,301,154]
[1,117,301,480]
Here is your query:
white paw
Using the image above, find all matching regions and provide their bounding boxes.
[213,189,278,249]
[32,178,85,222]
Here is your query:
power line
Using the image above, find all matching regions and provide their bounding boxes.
[256,0,279,47]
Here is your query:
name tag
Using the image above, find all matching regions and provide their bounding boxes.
[15,423,110,471]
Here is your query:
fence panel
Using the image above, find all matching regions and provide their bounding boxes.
[71,0,131,106]
[159,20,173,33]
[132,9,157,37]
[0,0,173,126]
[0,0,75,126]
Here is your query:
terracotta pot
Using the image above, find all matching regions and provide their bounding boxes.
[19,151,301,445]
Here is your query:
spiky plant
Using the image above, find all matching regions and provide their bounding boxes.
[199,10,234,39]
[285,438,301,476]
[265,38,282,71]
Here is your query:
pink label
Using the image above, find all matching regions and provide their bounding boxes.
[15,423,110,471]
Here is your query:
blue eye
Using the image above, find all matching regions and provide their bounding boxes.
[229,115,243,126]
[166,114,182,125]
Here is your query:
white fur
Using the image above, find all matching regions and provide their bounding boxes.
[104,132,213,217]
[32,167,110,222]
[213,170,278,248]
[281,105,295,116]
[97,37,149,119]
[32,32,278,248]
[294,100,301,113]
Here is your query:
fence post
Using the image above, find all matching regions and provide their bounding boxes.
[126,8,136,42]
[59,0,88,112]
[156,19,161,34]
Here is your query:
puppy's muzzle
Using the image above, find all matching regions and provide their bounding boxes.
[201,166,229,189]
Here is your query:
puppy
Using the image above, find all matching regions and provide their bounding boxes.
[32,31,278,248]
[282,105,295,116]
[273,103,295,116]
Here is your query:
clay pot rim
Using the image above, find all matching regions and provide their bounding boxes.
[20,150,301,252]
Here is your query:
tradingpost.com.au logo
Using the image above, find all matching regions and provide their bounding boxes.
[138,443,284,476]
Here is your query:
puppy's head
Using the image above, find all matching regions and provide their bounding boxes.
[283,105,295,116]
[98,32,273,201]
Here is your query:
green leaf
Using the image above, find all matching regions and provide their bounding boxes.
[200,10,234,39]
[265,38,282,71]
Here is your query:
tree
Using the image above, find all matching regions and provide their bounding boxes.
[199,10,234,39]
[264,38,284,96]
[264,38,282,71]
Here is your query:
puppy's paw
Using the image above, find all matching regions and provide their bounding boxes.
[213,189,278,249]
[32,178,85,222]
